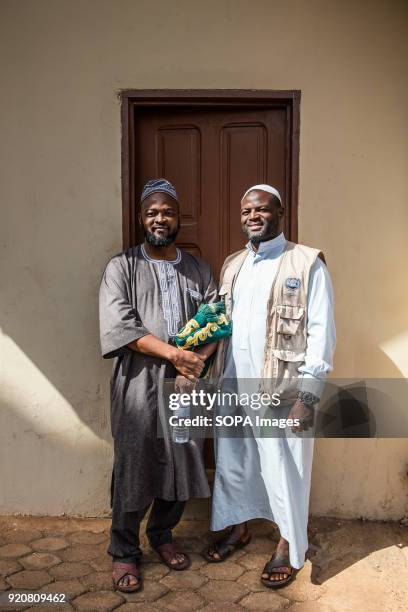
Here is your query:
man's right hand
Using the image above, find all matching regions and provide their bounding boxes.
[169,347,205,380]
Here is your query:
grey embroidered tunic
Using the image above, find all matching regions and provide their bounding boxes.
[99,244,218,512]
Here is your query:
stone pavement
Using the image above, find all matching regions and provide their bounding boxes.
[0,515,407,611]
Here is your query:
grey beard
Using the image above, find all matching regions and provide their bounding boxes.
[144,228,179,247]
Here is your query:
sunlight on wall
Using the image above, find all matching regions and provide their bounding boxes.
[0,331,112,516]
[380,332,408,378]
[0,330,105,444]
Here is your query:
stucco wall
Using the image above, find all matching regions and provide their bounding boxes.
[0,0,407,518]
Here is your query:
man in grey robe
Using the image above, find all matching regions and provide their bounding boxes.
[99,179,217,592]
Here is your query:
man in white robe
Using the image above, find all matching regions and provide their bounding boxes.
[206,185,335,588]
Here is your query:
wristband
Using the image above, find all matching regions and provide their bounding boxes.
[296,390,319,407]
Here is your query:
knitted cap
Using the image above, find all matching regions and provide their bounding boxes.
[140,178,178,204]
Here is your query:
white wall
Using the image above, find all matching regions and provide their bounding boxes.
[0,0,407,518]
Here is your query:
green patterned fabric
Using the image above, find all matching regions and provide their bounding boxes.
[174,301,232,376]
[175,301,231,349]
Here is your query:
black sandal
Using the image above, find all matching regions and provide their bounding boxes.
[261,552,295,589]
[204,529,251,563]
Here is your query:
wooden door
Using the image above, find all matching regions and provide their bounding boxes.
[123,91,299,280]
[122,91,300,469]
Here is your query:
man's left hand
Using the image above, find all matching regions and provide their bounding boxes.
[287,399,314,433]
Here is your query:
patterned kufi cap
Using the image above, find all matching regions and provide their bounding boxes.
[140,178,178,204]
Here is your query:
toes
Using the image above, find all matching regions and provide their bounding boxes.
[118,574,138,587]
[208,549,220,560]
[262,570,290,583]
[169,553,185,565]
[272,573,287,580]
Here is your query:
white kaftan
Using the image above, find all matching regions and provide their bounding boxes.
[211,233,336,569]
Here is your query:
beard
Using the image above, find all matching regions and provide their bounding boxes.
[242,217,280,245]
[143,222,179,247]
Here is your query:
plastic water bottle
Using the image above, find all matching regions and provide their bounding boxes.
[171,394,190,443]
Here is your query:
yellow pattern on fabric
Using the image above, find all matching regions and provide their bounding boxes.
[214,313,228,326]
[177,318,200,338]
[181,322,220,349]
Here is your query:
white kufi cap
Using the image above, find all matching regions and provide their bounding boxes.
[241,184,282,205]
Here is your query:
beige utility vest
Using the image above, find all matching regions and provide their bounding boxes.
[211,241,324,399]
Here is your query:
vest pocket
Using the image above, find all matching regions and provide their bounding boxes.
[218,282,232,315]
[276,305,306,350]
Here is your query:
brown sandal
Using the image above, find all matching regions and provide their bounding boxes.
[204,529,251,563]
[112,561,142,593]
[261,553,295,589]
[155,542,191,570]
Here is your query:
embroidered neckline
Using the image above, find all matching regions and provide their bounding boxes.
[141,244,181,265]
[140,243,181,337]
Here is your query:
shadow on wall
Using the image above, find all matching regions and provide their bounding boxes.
[0,254,407,516]
[2,302,406,437]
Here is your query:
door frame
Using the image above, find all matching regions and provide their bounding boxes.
[120,89,300,250]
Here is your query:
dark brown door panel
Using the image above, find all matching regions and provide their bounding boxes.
[123,91,299,280]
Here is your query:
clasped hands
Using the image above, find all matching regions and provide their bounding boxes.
[168,346,207,395]
[169,343,217,393]
[169,347,205,379]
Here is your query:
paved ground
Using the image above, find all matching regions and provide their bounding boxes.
[0,515,407,611]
